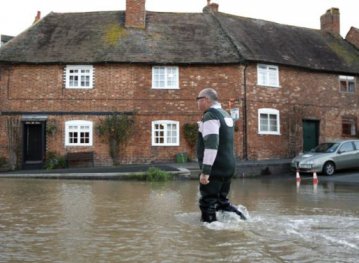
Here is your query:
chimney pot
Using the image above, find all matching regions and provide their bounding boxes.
[33,11,41,24]
[203,1,219,13]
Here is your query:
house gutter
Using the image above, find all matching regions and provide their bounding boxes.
[208,12,248,160]
[242,64,248,160]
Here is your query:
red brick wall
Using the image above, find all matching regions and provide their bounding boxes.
[0,63,358,165]
[0,64,243,165]
[244,65,358,159]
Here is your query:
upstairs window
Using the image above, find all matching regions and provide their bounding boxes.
[65,120,93,146]
[342,117,357,137]
[257,64,279,87]
[339,75,355,93]
[152,120,179,146]
[65,65,94,89]
[258,108,280,135]
[152,66,179,89]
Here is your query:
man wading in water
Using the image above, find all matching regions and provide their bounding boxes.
[196,88,246,223]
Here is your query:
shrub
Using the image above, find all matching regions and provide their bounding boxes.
[44,152,66,170]
[145,167,173,182]
[183,123,198,148]
[97,114,135,165]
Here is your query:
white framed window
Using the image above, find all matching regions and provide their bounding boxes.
[152,66,179,89]
[257,64,279,87]
[339,75,355,93]
[65,120,93,146]
[258,108,280,135]
[65,65,94,89]
[152,120,179,146]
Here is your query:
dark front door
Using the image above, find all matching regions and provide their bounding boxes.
[302,120,319,152]
[23,121,45,169]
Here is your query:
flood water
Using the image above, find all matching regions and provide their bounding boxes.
[0,176,358,263]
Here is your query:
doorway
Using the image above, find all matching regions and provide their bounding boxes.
[302,120,319,152]
[23,121,46,169]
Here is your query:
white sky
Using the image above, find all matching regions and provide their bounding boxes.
[0,0,358,38]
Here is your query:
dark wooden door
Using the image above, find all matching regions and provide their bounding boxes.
[23,121,45,169]
[302,120,319,152]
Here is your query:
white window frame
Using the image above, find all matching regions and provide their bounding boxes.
[339,75,355,93]
[258,108,280,135]
[257,64,280,87]
[152,66,179,89]
[152,120,180,146]
[65,65,94,89]
[65,120,93,146]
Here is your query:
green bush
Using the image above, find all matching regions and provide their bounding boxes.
[97,113,135,165]
[44,152,66,170]
[145,167,173,182]
[183,123,198,148]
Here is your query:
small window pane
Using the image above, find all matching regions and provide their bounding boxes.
[65,120,93,146]
[269,114,278,131]
[66,66,93,89]
[153,66,178,89]
[152,121,179,146]
[339,76,355,93]
[257,64,279,87]
[69,132,77,143]
[258,109,280,135]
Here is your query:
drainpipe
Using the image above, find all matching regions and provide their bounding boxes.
[242,64,248,160]
[206,10,248,159]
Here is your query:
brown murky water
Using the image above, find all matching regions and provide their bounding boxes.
[0,176,358,262]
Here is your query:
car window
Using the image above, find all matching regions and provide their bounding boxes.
[354,141,359,150]
[339,142,355,153]
[312,143,339,153]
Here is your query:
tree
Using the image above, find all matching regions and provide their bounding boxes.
[97,114,135,165]
[183,123,198,159]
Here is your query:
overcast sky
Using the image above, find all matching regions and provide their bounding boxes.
[0,0,358,38]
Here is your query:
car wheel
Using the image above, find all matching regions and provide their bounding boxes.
[323,161,335,176]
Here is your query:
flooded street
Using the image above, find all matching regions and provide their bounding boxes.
[0,176,358,262]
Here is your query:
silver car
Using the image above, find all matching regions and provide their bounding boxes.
[291,140,359,176]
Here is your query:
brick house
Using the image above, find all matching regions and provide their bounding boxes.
[0,0,358,169]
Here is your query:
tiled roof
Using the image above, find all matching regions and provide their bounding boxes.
[216,12,359,74]
[0,10,358,74]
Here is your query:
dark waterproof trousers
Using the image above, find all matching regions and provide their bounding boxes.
[199,176,232,215]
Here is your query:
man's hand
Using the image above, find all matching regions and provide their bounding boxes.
[199,173,210,185]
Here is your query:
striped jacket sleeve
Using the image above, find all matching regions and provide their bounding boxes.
[198,111,220,175]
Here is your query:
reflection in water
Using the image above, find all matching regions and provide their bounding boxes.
[0,177,358,262]
[58,183,95,259]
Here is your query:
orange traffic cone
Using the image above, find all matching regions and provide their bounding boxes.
[296,170,301,183]
[313,170,319,185]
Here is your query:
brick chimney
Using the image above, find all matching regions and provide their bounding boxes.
[203,0,219,13]
[125,0,146,29]
[320,8,340,35]
[33,11,41,24]
[346,27,359,49]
